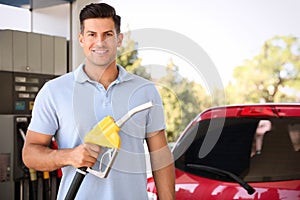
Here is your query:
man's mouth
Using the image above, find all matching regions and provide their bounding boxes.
[92,49,108,55]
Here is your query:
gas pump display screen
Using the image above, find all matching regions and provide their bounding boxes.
[15,101,26,111]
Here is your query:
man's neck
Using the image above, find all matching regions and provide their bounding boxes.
[84,61,119,89]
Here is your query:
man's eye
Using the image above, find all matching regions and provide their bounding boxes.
[87,33,95,37]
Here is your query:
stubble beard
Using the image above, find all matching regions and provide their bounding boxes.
[87,52,116,69]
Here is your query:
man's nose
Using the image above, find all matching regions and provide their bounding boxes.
[95,36,107,44]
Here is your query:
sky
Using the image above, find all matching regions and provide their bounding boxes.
[103,0,300,85]
[0,0,299,85]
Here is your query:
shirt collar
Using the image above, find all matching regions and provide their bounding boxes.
[74,62,134,84]
[117,64,134,83]
[74,62,89,83]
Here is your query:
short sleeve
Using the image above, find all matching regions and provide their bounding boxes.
[28,82,58,135]
[145,84,166,134]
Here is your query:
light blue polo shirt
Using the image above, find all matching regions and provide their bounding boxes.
[28,63,165,200]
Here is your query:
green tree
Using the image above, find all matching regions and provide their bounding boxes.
[117,30,150,79]
[230,35,300,103]
[157,60,211,141]
[117,31,213,141]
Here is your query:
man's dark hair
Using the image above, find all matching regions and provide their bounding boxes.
[79,3,121,34]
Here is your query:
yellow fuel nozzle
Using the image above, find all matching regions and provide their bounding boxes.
[83,116,121,179]
[84,102,153,179]
[83,101,153,150]
[84,116,121,149]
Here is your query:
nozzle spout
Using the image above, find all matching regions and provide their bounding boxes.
[116,101,153,127]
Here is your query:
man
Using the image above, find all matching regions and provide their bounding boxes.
[22,3,175,199]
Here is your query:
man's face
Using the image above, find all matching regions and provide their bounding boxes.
[79,18,123,69]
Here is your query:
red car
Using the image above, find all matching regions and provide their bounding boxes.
[147,104,300,200]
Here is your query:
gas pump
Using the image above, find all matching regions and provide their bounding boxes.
[0,71,61,199]
[0,115,31,199]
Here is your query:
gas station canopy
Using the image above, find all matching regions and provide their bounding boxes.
[0,0,73,9]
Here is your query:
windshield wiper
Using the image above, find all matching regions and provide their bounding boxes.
[187,164,255,195]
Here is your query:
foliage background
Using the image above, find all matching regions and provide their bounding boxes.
[118,32,300,142]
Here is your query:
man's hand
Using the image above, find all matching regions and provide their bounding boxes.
[23,130,103,171]
[70,143,103,168]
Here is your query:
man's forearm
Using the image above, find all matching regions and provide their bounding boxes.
[147,130,176,199]
[152,163,175,200]
[150,144,175,200]
[23,144,72,171]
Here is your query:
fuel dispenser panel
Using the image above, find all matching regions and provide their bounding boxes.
[0,71,55,114]
[0,115,31,200]
[0,115,14,200]
[0,117,61,200]
[0,71,60,199]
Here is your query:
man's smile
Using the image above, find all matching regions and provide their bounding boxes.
[92,49,108,55]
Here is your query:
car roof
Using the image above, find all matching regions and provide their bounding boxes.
[195,103,300,121]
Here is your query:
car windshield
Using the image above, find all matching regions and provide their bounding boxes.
[174,117,300,182]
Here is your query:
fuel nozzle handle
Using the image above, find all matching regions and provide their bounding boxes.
[65,101,153,200]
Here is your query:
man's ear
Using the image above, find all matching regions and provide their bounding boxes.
[79,33,84,47]
[117,33,124,47]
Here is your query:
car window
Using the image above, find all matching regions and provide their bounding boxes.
[174,117,300,183]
